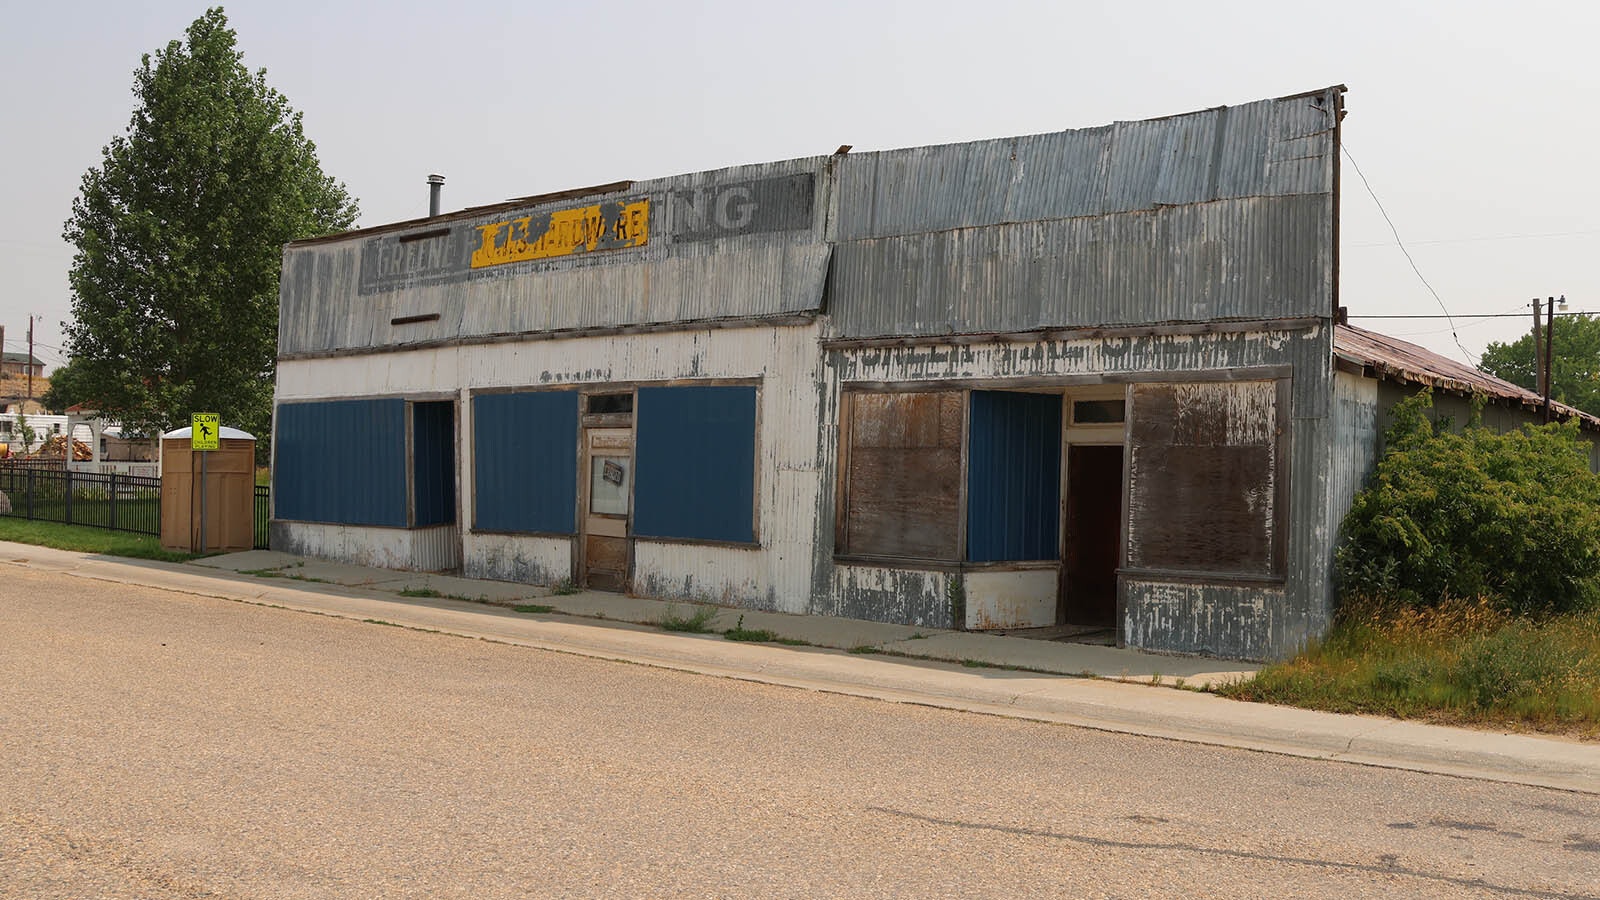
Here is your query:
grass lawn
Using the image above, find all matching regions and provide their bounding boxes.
[0,517,197,563]
[1219,598,1600,739]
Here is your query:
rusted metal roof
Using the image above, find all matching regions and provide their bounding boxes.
[1334,323,1599,427]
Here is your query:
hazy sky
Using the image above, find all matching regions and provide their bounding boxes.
[4,0,1596,373]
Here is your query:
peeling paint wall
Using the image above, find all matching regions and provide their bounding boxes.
[1122,580,1282,661]
[965,568,1057,629]
[463,533,572,586]
[823,563,953,629]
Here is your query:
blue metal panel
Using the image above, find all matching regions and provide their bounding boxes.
[412,401,455,527]
[472,391,578,533]
[967,391,1062,562]
[634,385,756,543]
[275,399,408,527]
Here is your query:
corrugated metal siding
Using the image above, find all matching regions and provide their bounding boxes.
[827,193,1331,337]
[411,401,455,527]
[1328,372,1379,585]
[634,385,758,543]
[271,521,459,572]
[826,89,1339,338]
[275,399,408,527]
[966,391,1061,561]
[279,158,831,357]
[472,391,579,534]
[833,93,1336,245]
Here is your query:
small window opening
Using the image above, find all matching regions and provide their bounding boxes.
[1073,399,1125,425]
[586,393,634,415]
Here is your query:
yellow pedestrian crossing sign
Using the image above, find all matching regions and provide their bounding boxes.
[191,413,220,451]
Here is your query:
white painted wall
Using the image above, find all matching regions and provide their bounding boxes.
[276,322,827,610]
[965,568,1058,629]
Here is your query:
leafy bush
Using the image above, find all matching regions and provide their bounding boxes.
[1336,390,1600,615]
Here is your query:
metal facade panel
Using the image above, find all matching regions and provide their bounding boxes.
[472,391,579,534]
[833,90,1338,244]
[825,89,1339,339]
[279,159,831,357]
[827,193,1331,337]
[275,399,408,527]
[634,385,758,543]
[966,390,1062,562]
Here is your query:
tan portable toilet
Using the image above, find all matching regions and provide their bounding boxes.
[160,426,256,553]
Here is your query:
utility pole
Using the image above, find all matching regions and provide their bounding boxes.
[1541,295,1567,423]
[1532,298,1545,398]
[26,316,34,404]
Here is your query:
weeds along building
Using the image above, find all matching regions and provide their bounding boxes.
[274,84,1473,660]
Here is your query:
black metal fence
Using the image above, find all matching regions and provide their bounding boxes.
[0,466,163,536]
[255,484,270,549]
[0,464,273,550]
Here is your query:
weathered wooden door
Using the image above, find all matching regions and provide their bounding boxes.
[1063,444,1123,627]
[580,426,632,591]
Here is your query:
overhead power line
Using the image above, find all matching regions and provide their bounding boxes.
[1341,141,1477,364]
[1350,311,1592,320]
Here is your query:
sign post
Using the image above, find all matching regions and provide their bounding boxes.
[191,413,220,553]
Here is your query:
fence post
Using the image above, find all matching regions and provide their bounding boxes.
[64,467,73,526]
[109,472,118,532]
[25,468,33,520]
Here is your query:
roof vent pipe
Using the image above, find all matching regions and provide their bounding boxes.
[427,174,445,217]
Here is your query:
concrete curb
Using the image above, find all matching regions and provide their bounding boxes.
[8,543,1599,795]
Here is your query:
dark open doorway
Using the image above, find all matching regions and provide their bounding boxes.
[1063,444,1123,628]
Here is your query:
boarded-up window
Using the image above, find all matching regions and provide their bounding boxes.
[634,385,758,544]
[473,391,579,534]
[276,399,409,528]
[839,391,963,560]
[1126,381,1284,576]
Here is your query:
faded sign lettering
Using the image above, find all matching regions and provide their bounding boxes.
[470,199,650,269]
[672,174,813,242]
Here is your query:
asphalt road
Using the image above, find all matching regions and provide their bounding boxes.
[3,567,1598,899]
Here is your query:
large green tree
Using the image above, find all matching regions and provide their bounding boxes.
[62,7,357,448]
[1479,313,1600,417]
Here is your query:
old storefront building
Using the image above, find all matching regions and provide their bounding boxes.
[273,86,1391,659]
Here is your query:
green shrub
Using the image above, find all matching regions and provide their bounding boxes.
[1337,390,1600,615]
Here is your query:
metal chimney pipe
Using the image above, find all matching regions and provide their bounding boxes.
[427,174,445,217]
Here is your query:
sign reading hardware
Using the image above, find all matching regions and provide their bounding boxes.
[470,199,650,269]
[191,413,220,451]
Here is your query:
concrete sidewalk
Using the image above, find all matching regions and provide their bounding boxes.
[190,549,1257,685]
[7,542,1598,795]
